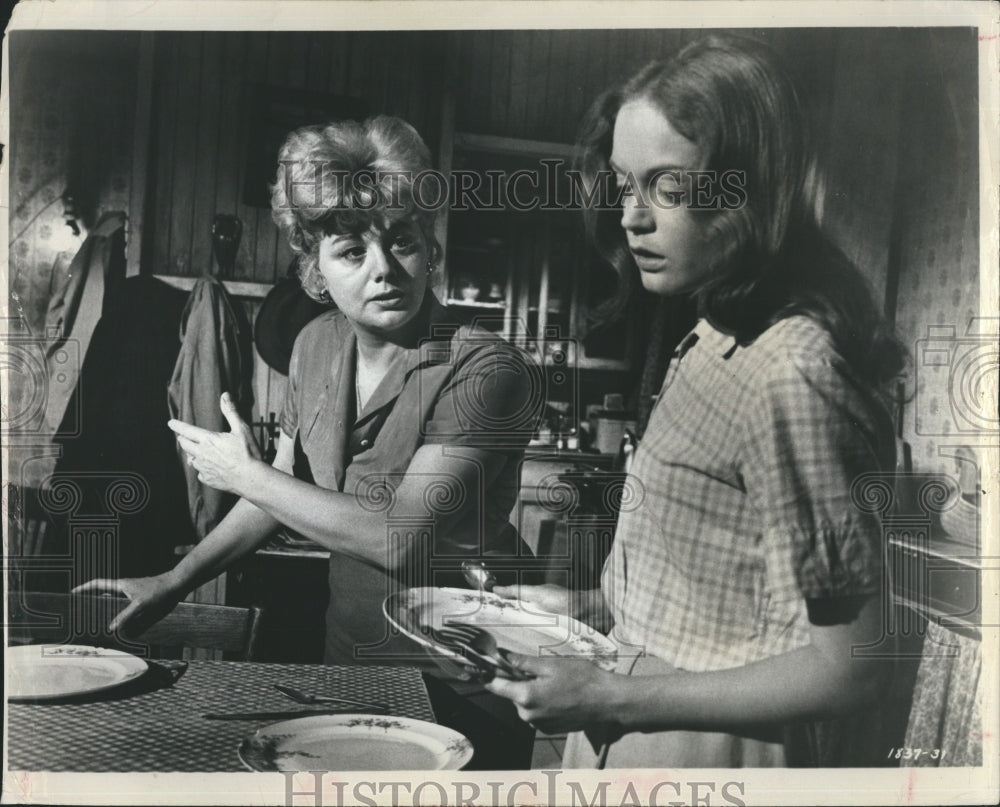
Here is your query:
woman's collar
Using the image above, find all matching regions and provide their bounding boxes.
[692,317,742,358]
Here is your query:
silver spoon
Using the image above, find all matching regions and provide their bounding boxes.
[274,684,389,712]
[461,560,498,592]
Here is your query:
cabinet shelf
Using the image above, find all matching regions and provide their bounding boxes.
[453,132,580,160]
[892,593,980,639]
[446,298,507,309]
[450,244,495,254]
[153,274,273,299]
[439,131,634,372]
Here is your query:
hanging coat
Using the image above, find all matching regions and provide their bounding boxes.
[50,275,195,579]
[167,276,254,539]
[43,211,127,435]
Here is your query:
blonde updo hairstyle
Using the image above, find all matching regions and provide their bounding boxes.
[270,116,442,302]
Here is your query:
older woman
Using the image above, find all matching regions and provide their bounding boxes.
[77,115,541,768]
[488,35,906,768]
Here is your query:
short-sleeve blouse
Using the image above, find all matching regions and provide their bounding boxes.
[604,315,895,672]
[281,294,541,665]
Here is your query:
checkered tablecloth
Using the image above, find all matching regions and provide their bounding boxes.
[6,661,435,772]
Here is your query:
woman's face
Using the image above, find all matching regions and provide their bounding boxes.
[317,218,430,337]
[610,99,710,296]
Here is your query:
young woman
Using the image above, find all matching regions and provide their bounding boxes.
[488,35,906,768]
[77,115,541,768]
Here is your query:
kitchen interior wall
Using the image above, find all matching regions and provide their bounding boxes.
[7,28,981,479]
[140,29,853,425]
[814,28,983,481]
[8,31,139,331]
[146,31,449,285]
[143,31,449,422]
[6,31,140,488]
[890,28,981,479]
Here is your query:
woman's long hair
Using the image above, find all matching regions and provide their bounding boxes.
[578,35,907,389]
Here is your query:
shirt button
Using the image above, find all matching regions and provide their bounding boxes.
[360,438,370,448]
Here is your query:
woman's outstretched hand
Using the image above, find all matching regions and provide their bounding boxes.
[71,574,183,635]
[486,654,623,735]
[168,392,262,495]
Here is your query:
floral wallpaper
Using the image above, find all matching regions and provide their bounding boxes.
[890,31,985,482]
[6,32,139,486]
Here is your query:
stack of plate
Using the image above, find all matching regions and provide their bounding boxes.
[383,587,618,681]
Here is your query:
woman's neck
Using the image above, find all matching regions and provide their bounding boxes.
[354,333,408,372]
[353,310,426,365]
[352,328,418,412]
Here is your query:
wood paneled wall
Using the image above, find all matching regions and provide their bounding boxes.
[450,28,841,139]
[143,32,450,420]
[146,31,448,285]
[143,29,866,285]
[137,29,977,451]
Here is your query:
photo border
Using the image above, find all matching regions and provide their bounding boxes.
[2,2,997,805]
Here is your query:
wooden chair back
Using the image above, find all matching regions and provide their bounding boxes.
[8,591,263,661]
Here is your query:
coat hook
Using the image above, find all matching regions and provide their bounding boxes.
[211,214,242,279]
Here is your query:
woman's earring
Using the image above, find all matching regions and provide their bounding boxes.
[318,289,331,302]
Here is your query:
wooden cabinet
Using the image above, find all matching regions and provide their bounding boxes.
[888,535,982,639]
[438,132,636,371]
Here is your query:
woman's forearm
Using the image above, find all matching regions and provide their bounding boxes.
[605,641,886,733]
[165,497,281,593]
[598,596,888,733]
[224,443,507,570]
[487,597,887,738]
[172,418,511,571]
[229,459,404,567]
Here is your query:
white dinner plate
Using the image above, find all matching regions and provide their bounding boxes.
[384,587,618,679]
[238,714,474,771]
[6,644,149,701]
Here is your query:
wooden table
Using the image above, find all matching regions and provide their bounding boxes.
[6,660,435,772]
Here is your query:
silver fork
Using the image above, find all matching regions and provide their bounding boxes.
[435,623,535,681]
[428,627,497,681]
[274,684,389,712]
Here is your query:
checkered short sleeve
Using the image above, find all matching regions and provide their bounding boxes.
[741,349,894,601]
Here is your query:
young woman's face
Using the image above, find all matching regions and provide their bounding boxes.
[317,218,430,337]
[610,99,710,296]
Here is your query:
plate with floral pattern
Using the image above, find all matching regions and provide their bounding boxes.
[7,644,149,701]
[238,714,473,771]
[384,587,618,680]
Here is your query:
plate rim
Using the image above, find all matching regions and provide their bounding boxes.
[383,586,618,672]
[237,713,474,772]
[6,643,149,702]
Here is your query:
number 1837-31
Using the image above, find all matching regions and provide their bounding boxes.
[888,747,947,761]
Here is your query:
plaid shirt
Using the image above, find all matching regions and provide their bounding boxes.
[604,316,895,672]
